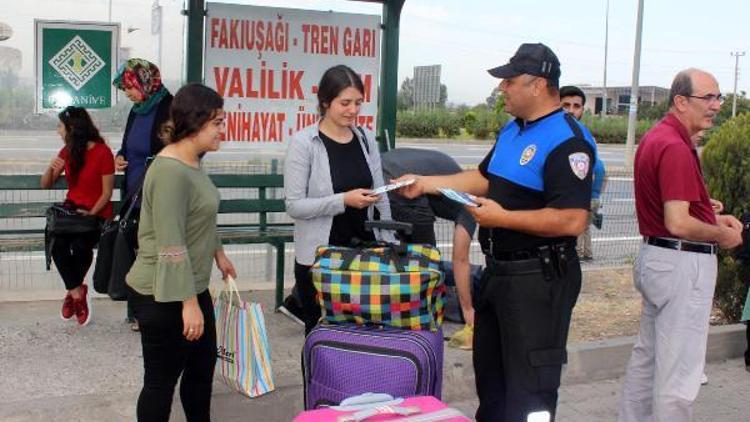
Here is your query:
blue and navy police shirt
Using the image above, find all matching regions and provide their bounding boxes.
[478,108,597,253]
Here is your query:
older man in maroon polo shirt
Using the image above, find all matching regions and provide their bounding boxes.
[617,69,744,422]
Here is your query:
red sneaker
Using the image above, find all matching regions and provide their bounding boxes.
[61,292,75,320]
[75,284,92,326]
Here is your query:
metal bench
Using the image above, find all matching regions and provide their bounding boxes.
[0,173,293,308]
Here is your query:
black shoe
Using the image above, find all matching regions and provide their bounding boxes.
[279,294,306,327]
[581,256,594,262]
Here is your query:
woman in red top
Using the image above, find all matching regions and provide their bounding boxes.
[41,106,115,326]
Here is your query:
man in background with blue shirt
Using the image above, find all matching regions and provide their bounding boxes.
[560,85,607,261]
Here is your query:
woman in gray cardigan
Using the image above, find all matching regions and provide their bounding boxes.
[284,65,394,334]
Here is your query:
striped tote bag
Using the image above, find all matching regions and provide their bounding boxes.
[213,277,275,398]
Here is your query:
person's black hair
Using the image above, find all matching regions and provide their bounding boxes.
[559,85,586,105]
[57,106,105,181]
[161,83,224,144]
[317,65,365,116]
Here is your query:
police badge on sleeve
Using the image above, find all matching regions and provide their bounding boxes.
[568,153,590,180]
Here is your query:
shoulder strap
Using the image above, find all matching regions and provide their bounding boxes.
[355,126,370,154]
[119,165,149,219]
[563,113,585,140]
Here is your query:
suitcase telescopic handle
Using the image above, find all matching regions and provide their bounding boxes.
[339,405,420,422]
[364,220,413,235]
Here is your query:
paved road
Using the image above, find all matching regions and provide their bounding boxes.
[0,130,627,168]
[401,141,627,168]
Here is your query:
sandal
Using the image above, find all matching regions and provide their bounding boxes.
[447,324,473,350]
[130,320,140,332]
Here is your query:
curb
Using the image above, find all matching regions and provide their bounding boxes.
[2,294,744,405]
[564,323,746,385]
[442,324,746,403]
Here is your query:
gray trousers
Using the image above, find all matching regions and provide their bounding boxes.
[618,243,717,422]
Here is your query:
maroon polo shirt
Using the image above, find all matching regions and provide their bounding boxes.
[634,113,716,237]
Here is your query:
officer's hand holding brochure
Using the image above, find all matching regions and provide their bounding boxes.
[438,188,479,207]
[368,179,415,196]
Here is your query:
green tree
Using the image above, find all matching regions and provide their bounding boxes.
[396,110,439,137]
[397,77,414,111]
[435,109,460,137]
[486,86,501,109]
[579,115,655,144]
[493,93,506,116]
[701,112,750,321]
[462,110,477,128]
[714,91,750,127]
[637,101,668,120]
[464,107,508,140]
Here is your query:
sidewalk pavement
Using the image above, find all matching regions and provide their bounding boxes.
[2,289,750,421]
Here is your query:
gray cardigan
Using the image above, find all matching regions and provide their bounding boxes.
[284,122,395,265]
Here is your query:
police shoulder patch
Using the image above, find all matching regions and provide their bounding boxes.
[520,144,537,165]
[568,152,590,180]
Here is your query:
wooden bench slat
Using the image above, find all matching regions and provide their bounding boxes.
[209,174,283,188]
[0,175,125,190]
[0,200,289,218]
[218,199,286,214]
[0,174,285,190]
[0,202,123,218]
[0,236,45,252]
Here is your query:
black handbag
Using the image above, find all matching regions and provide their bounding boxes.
[93,214,138,300]
[45,203,102,235]
[44,202,102,270]
[93,175,144,300]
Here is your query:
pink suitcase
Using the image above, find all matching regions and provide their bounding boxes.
[293,394,470,422]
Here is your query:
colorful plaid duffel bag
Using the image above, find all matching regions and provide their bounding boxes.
[311,244,445,331]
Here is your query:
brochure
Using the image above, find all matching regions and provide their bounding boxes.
[438,188,479,207]
[369,179,415,195]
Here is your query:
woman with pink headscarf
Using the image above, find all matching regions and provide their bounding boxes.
[112,58,173,331]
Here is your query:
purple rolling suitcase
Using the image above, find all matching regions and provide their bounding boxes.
[303,324,444,410]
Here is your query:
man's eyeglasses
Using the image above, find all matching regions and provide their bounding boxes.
[686,94,725,104]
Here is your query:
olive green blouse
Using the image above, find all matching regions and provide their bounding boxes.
[126,156,222,302]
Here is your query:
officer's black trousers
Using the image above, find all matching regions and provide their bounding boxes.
[473,257,582,422]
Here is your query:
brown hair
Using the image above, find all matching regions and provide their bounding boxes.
[160,83,223,144]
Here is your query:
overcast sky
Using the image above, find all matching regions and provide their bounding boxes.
[2,0,748,105]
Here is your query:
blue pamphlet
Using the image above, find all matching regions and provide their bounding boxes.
[438,188,479,207]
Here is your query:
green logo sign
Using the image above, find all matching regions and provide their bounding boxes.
[35,21,119,111]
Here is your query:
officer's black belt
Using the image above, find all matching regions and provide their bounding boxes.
[484,242,574,279]
[484,256,543,275]
[484,242,574,260]
[644,236,717,255]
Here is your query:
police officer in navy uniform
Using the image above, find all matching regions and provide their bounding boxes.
[395,43,596,422]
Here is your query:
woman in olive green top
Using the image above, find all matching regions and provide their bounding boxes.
[126,83,236,422]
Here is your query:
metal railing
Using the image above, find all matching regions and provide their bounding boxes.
[433,169,639,269]
[0,162,637,295]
